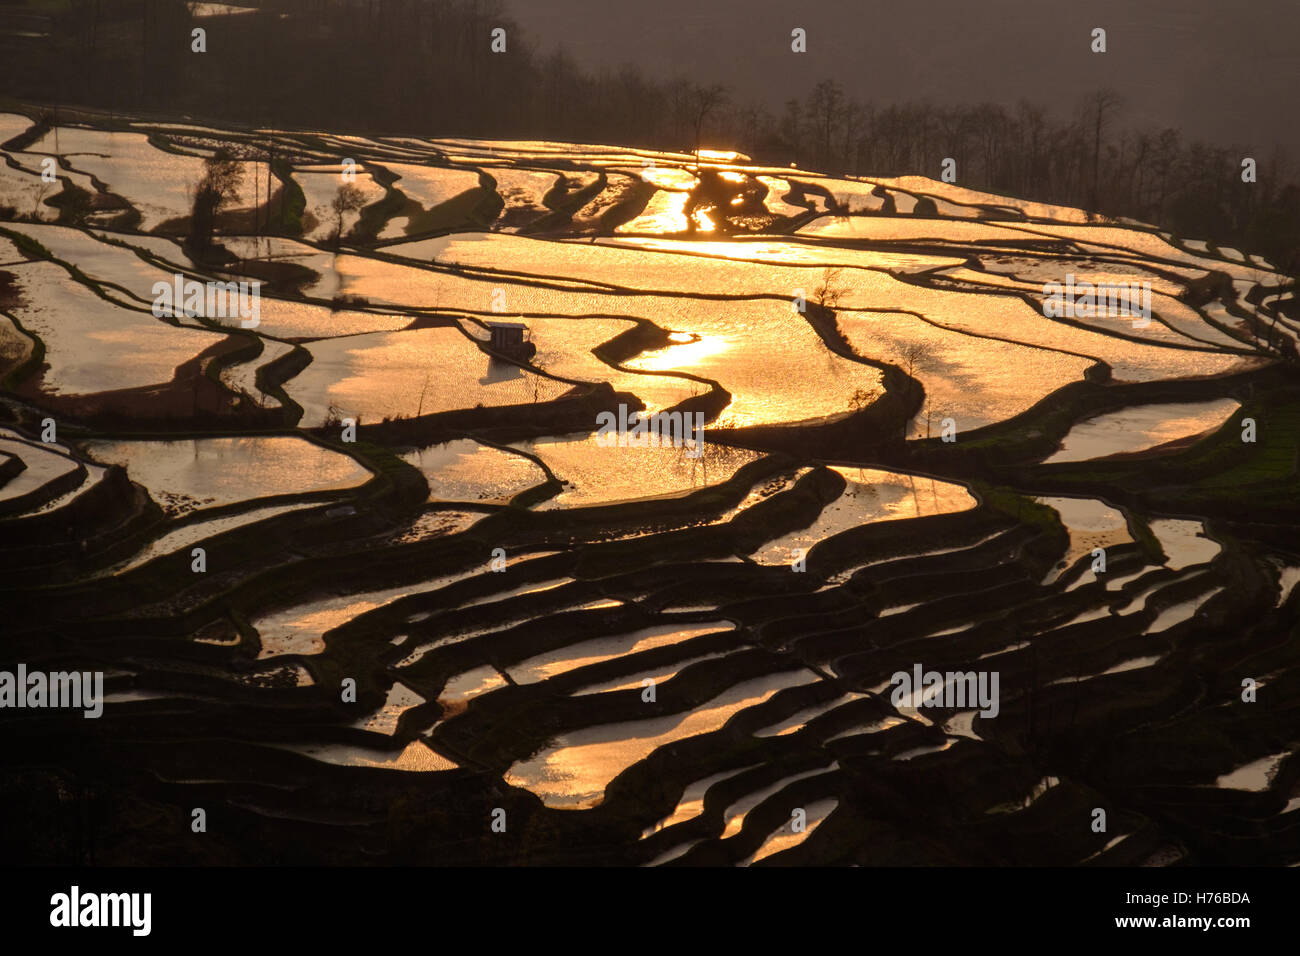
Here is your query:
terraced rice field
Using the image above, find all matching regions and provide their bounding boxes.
[3,113,1300,868]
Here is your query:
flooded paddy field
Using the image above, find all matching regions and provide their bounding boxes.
[3,113,1300,869]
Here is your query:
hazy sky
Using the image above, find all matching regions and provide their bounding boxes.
[507,0,1300,157]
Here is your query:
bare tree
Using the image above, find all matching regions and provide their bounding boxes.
[921,398,952,439]
[807,79,845,172]
[330,183,367,248]
[686,83,728,164]
[188,150,243,253]
[815,266,848,309]
[1081,88,1123,213]
[897,340,931,407]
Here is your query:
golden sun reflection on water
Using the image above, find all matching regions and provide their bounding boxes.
[618,191,690,233]
[695,149,748,162]
[635,166,697,190]
[629,334,730,370]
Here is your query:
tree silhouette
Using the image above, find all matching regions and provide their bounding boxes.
[188,149,243,255]
[330,183,367,248]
